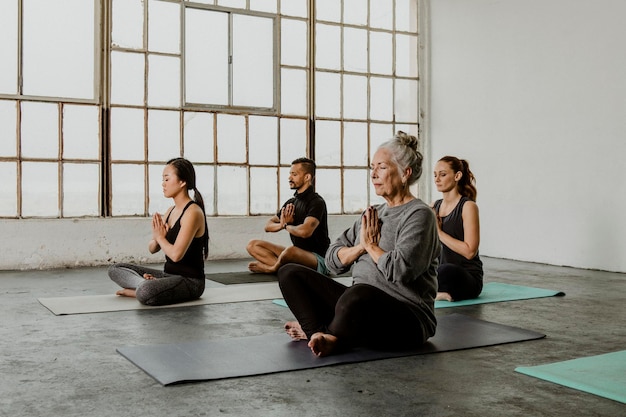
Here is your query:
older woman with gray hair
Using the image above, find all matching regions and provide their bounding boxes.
[278,131,441,357]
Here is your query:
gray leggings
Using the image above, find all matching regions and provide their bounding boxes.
[108,263,205,306]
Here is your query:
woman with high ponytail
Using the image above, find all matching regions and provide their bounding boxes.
[432,156,483,302]
[108,157,209,305]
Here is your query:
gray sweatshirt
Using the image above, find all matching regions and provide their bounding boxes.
[325,198,440,339]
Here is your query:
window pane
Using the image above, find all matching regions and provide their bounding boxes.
[111,164,145,216]
[233,14,274,108]
[250,0,277,13]
[281,68,307,116]
[0,101,17,157]
[314,120,340,166]
[281,0,307,18]
[63,163,99,217]
[194,164,215,216]
[148,163,170,215]
[148,110,180,162]
[0,1,18,94]
[344,27,368,73]
[281,18,307,67]
[278,166,291,205]
[148,54,181,107]
[22,162,58,217]
[148,0,180,54]
[344,169,368,213]
[250,167,278,214]
[63,105,99,160]
[22,0,95,99]
[218,0,246,8]
[21,102,58,159]
[216,114,246,163]
[396,34,418,77]
[344,0,367,26]
[343,75,368,120]
[280,118,307,165]
[316,0,340,22]
[0,162,17,216]
[185,9,229,105]
[343,122,368,166]
[110,107,145,161]
[395,123,419,138]
[112,0,143,49]
[370,77,393,121]
[111,51,145,106]
[370,123,394,156]
[217,166,247,215]
[316,168,341,214]
[315,24,340,70]
[396,0,418,33]
[315,72,340,118]
[183,112,214,163]
[370,31,393,75]
[395,79,418,123]
[370,0,393,30]
[249,116,278,165]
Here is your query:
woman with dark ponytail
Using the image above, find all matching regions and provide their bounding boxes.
[108,157,209,305]
[432,156,483,302]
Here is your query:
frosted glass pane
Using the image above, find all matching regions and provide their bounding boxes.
[343,122,368,166]
[22,162,58,217]
[316,0,340,22]
[396,34,418,77]
[315,168,341,214]
[314,120,340,166]
[370,0,393,30]
[148,55,181,107]
[279,118,307,165]
[63,105,99,159]
[22,0,95,99]
[233,15,274,108]
[250,167,278,214]
[249,116,278,165]
[148,163,170,215]
[194,164,215,216]
[112,0,143,49]
[395,123,419,138]
[315,24,340,70]
[63,163,99,217]
[281,19,307,67]
[0,1,18,94]
[343,75,368,120]
[21,102,58,159]
[148,110,180,161]
[370,32,393,75]
[0,101,17,157]
[0,162,17,216]
[217,166,247,215]
[370,123,394,156]
[344,0,367,26]
[281,0,307,18]
[344,27,368,72]
[278,166,291,205]
[250,0,277,13]
[344,169,369,213]
[315,72,340,118]
[396,0,418,33]
[370,77,393,121]
[183,112,214,163]
[111,51,145,106]
[281,68,307,116]
[185,9,229,105]
[216,114,246,163]
[111,164,145,216]
[148,0,180,54]
[110,107,145,161]
[395,79,418,123]
[218,0,246,8]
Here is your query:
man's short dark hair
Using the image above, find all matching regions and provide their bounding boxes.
[291,157,316,177]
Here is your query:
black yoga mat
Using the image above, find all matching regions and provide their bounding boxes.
[117,313,545,385]
[207,271,278,285]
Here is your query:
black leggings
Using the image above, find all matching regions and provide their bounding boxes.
[437,263,482,301]
[278,263,429,350]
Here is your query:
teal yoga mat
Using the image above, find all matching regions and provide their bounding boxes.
[515,350,626,404]
[272,282,565,309]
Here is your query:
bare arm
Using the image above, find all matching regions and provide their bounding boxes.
[438,201,480,260]
[153,205,205,262]
[147,208,172,254]
[285,216,320,239]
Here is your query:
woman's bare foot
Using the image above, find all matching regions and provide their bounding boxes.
[436,292,453,302]
[248,261,277,274]
[308,332,338,357]
[116,288,136,298]
[284,321,307,341]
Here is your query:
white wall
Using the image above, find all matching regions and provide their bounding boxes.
[428,0,626,272]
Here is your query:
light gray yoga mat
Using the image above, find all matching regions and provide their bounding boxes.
[117,313,546,385]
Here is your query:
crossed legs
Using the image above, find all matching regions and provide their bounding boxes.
[246,239,319,274]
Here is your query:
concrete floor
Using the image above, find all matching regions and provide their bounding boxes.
[1,257,624,417]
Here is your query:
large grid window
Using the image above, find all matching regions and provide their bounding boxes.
[0,0,421,219]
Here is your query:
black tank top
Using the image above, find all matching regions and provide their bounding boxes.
[163,201,206,279]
